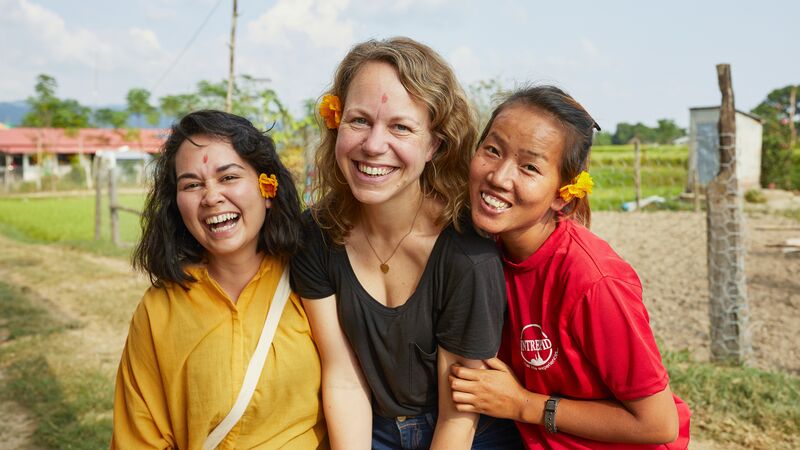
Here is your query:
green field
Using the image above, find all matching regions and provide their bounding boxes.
[589,145,689,211]
[0,193,145,253]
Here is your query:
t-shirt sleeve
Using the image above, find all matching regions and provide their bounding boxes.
[290,212,336,300]
[569,276,669,401]
[111,293,176,449]
[436,257,506,360]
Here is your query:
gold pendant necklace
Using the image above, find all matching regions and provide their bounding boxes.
[363,197,424,274]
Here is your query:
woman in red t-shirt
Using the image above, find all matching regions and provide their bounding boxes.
[449,86,691,449]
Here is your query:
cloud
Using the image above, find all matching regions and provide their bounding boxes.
[4,0,113,67]
[246,0,354,50]
[129,27,167,57]
[448,45,482,83]
[360,0,449,13]
[580,38,600,59]
[143,3,177,21]
[0,0,180,103]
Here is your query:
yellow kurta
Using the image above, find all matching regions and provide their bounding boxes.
[111,256,327,450]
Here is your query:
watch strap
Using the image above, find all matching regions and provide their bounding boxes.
[544,396,561,434]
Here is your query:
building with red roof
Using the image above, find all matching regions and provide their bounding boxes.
[0,127,168,190]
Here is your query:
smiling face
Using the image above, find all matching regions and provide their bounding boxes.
[335,61,438,206]
[175,134,267,262]
[469,104,568,257]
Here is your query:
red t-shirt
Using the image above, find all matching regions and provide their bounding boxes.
[499,219,691,449]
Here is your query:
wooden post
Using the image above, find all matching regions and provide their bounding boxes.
[94,155,103,241]
[225,0,238,113]
[706,64,751,364]
[35,133,42,191]
[108,163,121,247]
[633,138,641,210]
[4,153,11,193]
[693,166,701,213]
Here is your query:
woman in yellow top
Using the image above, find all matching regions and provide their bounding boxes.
[111,110,327,449]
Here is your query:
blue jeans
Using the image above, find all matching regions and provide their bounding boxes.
[372,411,523,449]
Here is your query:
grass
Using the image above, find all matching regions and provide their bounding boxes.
[0,193,144,256]
[665,349,800,449]
[0,282,113,449]
[589,145,689,211]
[777,208,800,223]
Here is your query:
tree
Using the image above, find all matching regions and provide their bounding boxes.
[158,75,294,145]
[654,119,685,144]
[612,120,685,145]
[159,93,201,120]
[22,74,91,128]
[93,108,130,129]
[126,88,160,127]
[751,84,800,188]
[593,131,613,146]
[467,78,506,130]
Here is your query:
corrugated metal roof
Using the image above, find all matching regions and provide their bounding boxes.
[0,128,168,154]
[689,106,763,123]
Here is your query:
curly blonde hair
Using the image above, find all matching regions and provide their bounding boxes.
[311,37,477,244]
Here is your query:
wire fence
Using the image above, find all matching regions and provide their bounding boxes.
[588,143,690,212]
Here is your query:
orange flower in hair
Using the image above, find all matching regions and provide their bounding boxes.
[319,94,342,129]
[259,173,279,199]
[559,171,593,202]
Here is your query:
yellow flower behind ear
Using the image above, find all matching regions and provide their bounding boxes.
[559,171,593,202]
[319,94,342,129]
[259,173,279,199]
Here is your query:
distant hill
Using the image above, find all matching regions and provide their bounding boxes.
[0,101,29,126]
[0,101,175,128]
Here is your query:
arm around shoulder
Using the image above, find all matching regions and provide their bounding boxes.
[302,296,372,450]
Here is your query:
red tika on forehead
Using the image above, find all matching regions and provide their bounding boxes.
[202,154,208,164]
[381,93,388,103]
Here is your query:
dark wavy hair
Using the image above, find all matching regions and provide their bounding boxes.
[133,110,303,287]
[479,85,600,227]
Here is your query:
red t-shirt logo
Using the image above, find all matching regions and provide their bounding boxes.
[519,324,558,370]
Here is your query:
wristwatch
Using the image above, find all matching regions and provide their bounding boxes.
[544,396,561,434]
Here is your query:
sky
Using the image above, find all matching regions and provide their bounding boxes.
[1,0,796,130]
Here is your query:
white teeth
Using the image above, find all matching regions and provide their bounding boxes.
[211,221,236,233]
[205,213,239,225]
[482,192,511,210]
[358,163,394,176]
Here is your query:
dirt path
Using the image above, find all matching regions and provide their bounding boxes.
[0,234,147,449]
[592,211,800,373]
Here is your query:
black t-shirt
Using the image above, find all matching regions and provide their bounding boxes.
[291,210,506,417]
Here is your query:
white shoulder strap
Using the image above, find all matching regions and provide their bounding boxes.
[203,266,292,450]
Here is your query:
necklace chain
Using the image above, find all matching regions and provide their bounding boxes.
[363,196,424,274]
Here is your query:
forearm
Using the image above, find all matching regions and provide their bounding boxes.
[302,297,373,450]
[431,347,480,450]
[322,377,372,450]
[430,406,479,450]
[518,388,679,444]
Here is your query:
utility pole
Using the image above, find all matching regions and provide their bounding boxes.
[789,85,797,149]
[225,0,238,113]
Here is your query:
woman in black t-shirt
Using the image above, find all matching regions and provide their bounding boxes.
[291,37,521,450]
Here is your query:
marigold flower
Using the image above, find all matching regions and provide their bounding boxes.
[559,171,593,202]
[319,94,342,129]
[259,173,279,199]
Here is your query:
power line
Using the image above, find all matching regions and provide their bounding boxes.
[150,0,225,94]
